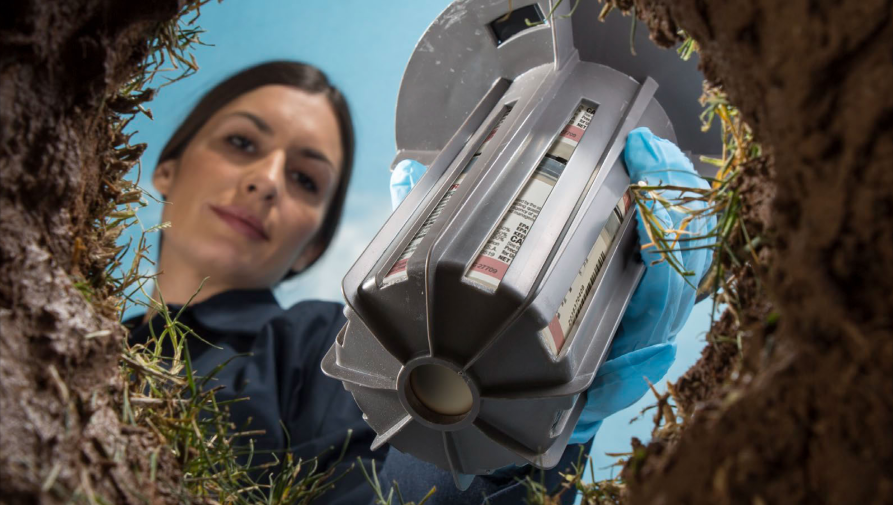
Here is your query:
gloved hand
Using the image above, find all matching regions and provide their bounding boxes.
[389,159,428,210]
[568,126,715,444]
[387,128,715,445]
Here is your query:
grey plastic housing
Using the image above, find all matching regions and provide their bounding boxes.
[321,0,717,490]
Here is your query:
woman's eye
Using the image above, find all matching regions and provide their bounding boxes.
[226,134,256,153]
[289,171,318,194]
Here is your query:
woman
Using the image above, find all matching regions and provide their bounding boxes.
[129,61,713,504]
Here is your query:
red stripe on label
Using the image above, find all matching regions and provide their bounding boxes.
[386,258,408,277]
[560,125,585,142]
[470,255,509,282]
[548,316,565,352]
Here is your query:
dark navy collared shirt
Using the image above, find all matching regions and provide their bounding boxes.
[127,289,586,504]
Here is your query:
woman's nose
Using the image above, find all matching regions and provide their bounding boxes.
[242,151,285,202]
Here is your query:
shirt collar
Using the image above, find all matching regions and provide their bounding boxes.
[185,288,284,334]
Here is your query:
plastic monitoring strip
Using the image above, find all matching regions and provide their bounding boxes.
[539,192,633,355]
[382,106,514,286]
[464,101,598,291]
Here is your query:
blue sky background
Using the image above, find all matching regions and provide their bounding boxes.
[122,0,715,485]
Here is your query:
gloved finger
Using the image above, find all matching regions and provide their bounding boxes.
[625,127,708,192]
[568,420,603,446]
[625,127,713,256]
[569,342,676,444]
[609,199,684,356]
[669,202,715,335]
[389,159,428,210]
[621,127,717,345]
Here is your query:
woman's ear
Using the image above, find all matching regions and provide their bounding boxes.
[152,159,178,197]
[290,239,326,273]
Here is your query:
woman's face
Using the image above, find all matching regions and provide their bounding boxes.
[153,85,343,289]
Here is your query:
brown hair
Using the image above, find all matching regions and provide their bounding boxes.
[157,61,354,277]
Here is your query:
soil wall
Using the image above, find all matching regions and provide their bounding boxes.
[625,1,893,503]
[1,1,185,503]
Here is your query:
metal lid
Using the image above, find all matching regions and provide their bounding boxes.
[393,0,719,172]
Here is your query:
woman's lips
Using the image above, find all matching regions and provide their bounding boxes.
[210,205,269,241]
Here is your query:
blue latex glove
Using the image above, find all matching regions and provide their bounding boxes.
[387,129,715,445]
[390,159,428,210]
[568,127,716,444]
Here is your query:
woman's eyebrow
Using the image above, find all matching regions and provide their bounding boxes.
[228,111,273,135]
[299,148,336,172]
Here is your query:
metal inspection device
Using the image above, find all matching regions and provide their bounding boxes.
[322,0,718,489]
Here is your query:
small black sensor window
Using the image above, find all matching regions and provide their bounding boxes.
[490,4,546,46]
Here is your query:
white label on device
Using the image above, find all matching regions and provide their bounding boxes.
[383,107,513,285]
[541,193,632,355]
[465,103,596,290]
